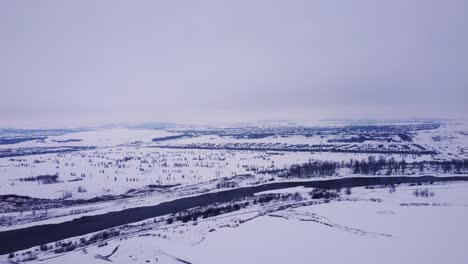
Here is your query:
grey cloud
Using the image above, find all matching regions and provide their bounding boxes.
[1,0,467,127]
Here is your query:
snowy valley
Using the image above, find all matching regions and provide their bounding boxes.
[0,120,467,264]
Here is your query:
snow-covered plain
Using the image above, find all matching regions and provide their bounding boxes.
[1,121,467,263]
[2,122,465,200]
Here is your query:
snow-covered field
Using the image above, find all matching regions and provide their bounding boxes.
[1,122,466,200]
[0,121,467,263]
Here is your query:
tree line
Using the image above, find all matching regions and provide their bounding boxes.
[282,157,468,178]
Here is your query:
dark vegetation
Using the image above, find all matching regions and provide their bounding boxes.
[52,139,83,143]
[0,193,131,214]
[328,136,368,143]
[413,189,435,197]
[179,123,439,139]
[51,229,120,254]
[351,158,468,175]
[19,174,59,184]
[0,137,46,145]
[165,190,339,225]
[146,184,181,189]
[285,161,339,178]
[228,133,276,139]
[169,202,250,223]
[0,128,80,136]
[281,157,468,178]
[216,180,239,189]
[398,133,413,142]
[0,146,95,158]
[161,142,435,155]
[152,134,189,142]
[163,123,439,154]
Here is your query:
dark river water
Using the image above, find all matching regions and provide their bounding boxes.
[1,175,467,254]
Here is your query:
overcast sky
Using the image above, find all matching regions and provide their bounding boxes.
[1,0,467,128]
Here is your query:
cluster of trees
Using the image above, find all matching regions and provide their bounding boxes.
[167,202,250,224]
[352,156,401,174]
[62,190,73,199]
[351,157,468,175]
[19,174,59,184]
[18,229,123,257]
[413,189,435,197]
[216,180,239,189]
[283,157,468,178]
[152,134,187,142]
[45,229,121,254]
[86,229,121,244]
[252,190,338,204]
[284,161,338,178]
[328,136,367,143]
[163,142,435,155]
[310,189,340,199]
[53,241,77,254]
[77,186,87,193]
[166,189,343,226]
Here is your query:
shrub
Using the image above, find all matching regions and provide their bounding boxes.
[62,191,73,199]
[77,186,87,193]
[40,244,49,251]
